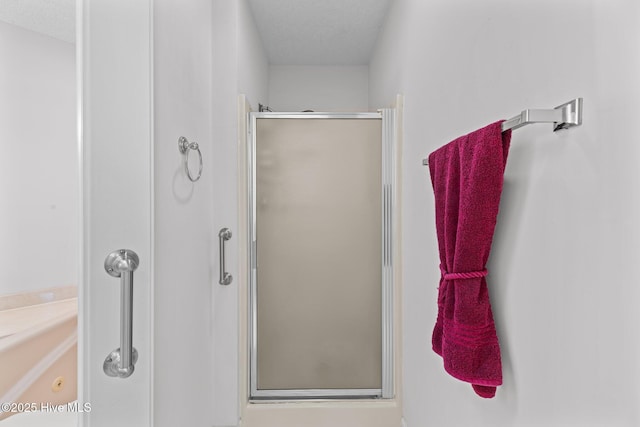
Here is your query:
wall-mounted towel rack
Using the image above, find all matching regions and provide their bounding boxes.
[178,136,203,181]
[422,98,583,166]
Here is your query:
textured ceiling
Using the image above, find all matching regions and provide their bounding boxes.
[0,0,75,43]
[247,0,392,65]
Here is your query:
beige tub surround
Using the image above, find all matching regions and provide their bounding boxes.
[0,298,77,421]
[0,286,77,312]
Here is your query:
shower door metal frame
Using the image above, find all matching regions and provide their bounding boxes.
[247,111,396,400]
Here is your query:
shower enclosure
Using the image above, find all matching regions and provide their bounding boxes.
[247,111,396,400]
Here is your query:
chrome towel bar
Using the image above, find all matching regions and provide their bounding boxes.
[422,98,583,166]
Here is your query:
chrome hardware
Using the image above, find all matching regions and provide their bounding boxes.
[178,136,203,182]
[501,97,583,132]
[103,249,139,378]
[552,98,583,131]
[422,98,584,166]
[218,228,232,285]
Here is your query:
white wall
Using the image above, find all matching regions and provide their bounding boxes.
[238,0,269,111]
[211,2,239,424]
[0,21,77,296]
[152,1,215,426]
[80,1,154,423]
[153,1,268,424]
[211,0,269,425]
[370,1,640,426]
[269,65,368,111]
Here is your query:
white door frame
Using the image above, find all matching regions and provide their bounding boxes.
[78,1,154,425]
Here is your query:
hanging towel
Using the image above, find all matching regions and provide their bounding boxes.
[427,121,511,398]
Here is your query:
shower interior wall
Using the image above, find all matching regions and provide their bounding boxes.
[267,65,370,112]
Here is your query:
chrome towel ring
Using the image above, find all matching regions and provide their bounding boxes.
[178,136,203,182]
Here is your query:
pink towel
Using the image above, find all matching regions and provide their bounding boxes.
[428,121,511,398]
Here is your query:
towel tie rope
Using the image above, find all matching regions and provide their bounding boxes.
[439,264,488,281]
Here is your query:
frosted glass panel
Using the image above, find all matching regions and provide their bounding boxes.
[255,118,382,391]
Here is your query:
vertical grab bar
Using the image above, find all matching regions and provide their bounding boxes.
[219,228,233,285]
[103,249,139,378]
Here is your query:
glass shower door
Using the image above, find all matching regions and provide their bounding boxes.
[248,112,395,400]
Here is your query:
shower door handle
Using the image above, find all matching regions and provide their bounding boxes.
[103,249,139,378]
[219,228,233,285]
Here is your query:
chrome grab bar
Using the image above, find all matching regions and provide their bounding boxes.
[103,249,139,378]
[218,228,233,285]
